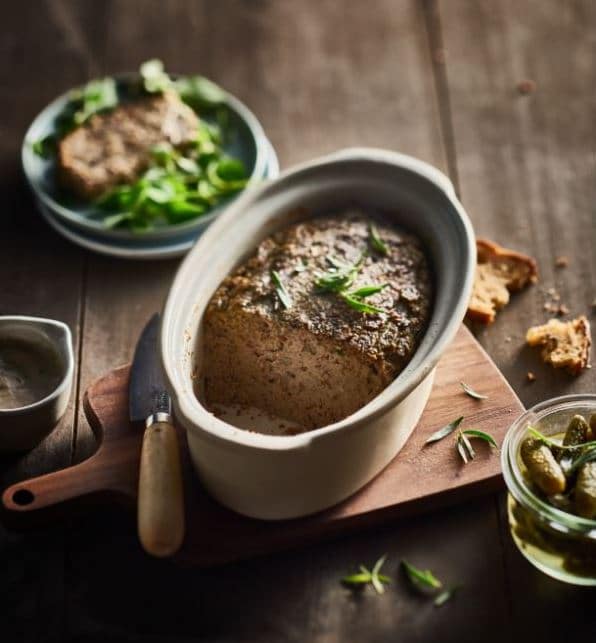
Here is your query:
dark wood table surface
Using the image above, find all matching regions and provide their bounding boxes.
[1,1,594,641]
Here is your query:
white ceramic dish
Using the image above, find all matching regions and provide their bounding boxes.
[0,316,74,451]
[161,148,476,520]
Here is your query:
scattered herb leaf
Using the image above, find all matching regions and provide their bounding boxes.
[462,429,498,449]
[460,381,488,400]
[342,555,391,595]
[369,223,388,255]
[402,560,442,590]
[271,270,293,309]
[425,416,464,445]
[456,430,476,463]
[434,586,460,607]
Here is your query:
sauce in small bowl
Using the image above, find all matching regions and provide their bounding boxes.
[502,395,596,585]
[0,316,73,451]
[0,338,63,410]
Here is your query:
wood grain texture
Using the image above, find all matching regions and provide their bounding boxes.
[0,0,594,640]
[2,326,523,568]
[439,0,596,637]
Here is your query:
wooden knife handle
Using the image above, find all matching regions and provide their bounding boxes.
[137,419,185,557]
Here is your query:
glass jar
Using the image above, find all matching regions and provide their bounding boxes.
[501,394,596,585]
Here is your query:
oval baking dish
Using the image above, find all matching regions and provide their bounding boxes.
[161,148,476,519]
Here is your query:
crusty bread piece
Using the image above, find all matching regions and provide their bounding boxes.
[526,316,591,375]
[467,239,538,324]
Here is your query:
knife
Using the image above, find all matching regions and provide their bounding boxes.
[130,313,185,557]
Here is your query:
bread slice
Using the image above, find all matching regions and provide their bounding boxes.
[467,239,538,323]
[526,316,591,375]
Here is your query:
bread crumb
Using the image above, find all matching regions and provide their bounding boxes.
[517,79,537,95]
[555,256,569,268]
[527,371,536,382]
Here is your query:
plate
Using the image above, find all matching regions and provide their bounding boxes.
[22,73,274,244]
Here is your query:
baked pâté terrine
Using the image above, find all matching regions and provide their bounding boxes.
[201,210,433,431]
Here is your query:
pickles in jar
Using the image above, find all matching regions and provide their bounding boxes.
[521,413,596,519]
[520,437,566,495]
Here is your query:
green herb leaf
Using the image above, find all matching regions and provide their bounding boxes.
[316,253,364,293]
[349,284,388,298]
[425,416,464,445]
[342,572,373,585]
[342,555,390,595]
[340,292,386,315]
[460,381,488,400]
[462,429,498,449]
[271,270,293,309]
[456,430,476,464]
[369,224,389,255]
[527,426,596,453]
[434,586,460,607]
[402,560,442,590]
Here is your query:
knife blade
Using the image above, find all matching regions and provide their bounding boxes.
[130,313,171,423]
[130,313,184,558]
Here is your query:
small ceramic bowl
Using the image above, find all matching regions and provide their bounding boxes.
[502,394,596,585]
[0,316,74,451]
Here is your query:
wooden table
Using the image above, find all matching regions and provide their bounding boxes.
[1,1,594,640]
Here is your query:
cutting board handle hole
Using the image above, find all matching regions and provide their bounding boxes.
[12,489,35,506]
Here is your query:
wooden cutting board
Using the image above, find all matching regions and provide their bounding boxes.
[1,325,523,566]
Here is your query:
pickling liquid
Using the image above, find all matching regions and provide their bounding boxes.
[508,494,596,585]
[0,339,63,409]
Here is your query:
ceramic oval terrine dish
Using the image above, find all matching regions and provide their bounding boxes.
[161,148,476,520]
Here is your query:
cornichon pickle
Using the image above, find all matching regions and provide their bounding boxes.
[575,462,596,519]
[562,415,590,446]
[520,437,566,495]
